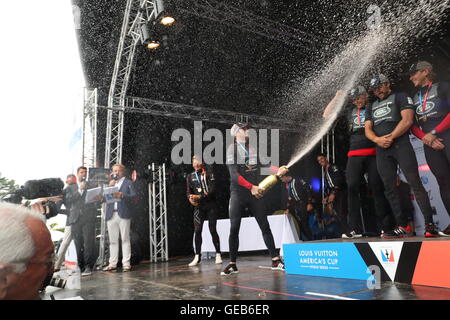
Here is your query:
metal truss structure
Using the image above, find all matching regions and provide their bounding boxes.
[82,88,108,268]
[82,88,98,168]
[100,0,322,262]
[96,201,109,268]
[105,0,159,168]
[128,97,302,132]
[105,0,319,168]
[148,163,168,262]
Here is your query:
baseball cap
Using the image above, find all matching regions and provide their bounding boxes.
[407,61,433,75]
[349,86,367,99]
[230,122,249,137]
[369,74,389,90]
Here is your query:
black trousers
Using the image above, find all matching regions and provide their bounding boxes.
[228,190,277,262]
[346,155,391,232]
[71,212,97,270]
[423,130,450,218]
[290,201,313,241]
[327,190,349,234]
[193,201,220,255]
[376,134,434,227]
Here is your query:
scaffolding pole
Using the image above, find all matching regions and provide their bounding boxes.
[148,163,168,262]
[82,88,98,168]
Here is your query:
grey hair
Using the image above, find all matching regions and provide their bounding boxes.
[0,202,45,273]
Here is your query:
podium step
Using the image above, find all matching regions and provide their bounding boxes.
[283,237,450,289]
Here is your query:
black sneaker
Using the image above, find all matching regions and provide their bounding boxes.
[439,224,450,237]
[381,226,413,239]
[271,259,285,271]
[342,231,363,239]
[221,264,239,276]
[425,223,440,238]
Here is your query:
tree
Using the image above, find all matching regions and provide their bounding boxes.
[0,172,20,200]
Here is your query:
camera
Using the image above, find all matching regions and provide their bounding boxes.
[3,178,64,218]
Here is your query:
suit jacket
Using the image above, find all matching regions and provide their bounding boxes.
[106,178,137,221]
[63,182,98,225]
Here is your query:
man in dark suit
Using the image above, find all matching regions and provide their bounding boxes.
[63,166,99,276]
[103,164,137,272]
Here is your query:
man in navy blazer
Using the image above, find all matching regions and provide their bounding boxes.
[103,164,137,272]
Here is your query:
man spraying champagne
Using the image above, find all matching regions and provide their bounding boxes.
[221,122,288,275]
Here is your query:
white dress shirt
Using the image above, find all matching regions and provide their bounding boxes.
[114,177,125,211]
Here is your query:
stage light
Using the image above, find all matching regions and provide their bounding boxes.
[160,16,175,26]
[154,0,176,26]
[147,41,160,50]
[310,178,321,193]
[140,23,160,50]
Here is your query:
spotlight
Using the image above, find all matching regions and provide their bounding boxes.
[140,23,160,50]
[154,0,176,26]
[160,16,175,26]
[146,41,160,50]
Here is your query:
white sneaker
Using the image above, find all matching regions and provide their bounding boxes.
[215,253,222,264]
[188,255,201,267]
[342,231,363,239]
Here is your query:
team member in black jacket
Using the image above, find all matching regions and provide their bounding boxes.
[409,61,450,236]
[316,153,349,235]
[186,155,222,266]
[280,174,314,240]
[365,74,439,238]
[323,86,391,238]
[221,123,288,275]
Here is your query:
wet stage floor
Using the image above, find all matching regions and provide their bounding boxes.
[42,253,450,300]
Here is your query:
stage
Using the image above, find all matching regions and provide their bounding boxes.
[42,248,450,301]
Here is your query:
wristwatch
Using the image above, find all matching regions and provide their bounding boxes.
[430,129,437,135]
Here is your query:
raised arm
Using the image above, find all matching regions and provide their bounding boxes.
[323,90,347,118]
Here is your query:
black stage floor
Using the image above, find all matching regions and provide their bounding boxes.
[42,252,450,301]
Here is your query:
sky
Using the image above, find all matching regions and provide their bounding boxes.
[0,1,85,186]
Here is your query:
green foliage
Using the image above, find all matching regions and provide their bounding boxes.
[0,172,20,200]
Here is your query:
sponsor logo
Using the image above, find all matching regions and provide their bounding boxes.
[380,248,395,263]
[283,243,370,281]
[416,102,435,115]
[373,106,391,118]
[368,242,403,281]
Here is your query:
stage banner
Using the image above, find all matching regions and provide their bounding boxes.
[407,135,450,235]
[412,241,450,288]
[283,243,370,280]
